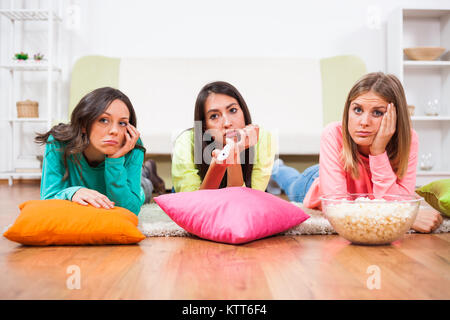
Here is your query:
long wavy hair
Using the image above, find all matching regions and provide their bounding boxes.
[35,87,146,180]
[341,72,411,179]
[193,81,254,188]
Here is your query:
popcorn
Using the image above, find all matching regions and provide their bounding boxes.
[325,197,418,245]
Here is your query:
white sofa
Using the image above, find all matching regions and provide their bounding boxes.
[68,56,366,155]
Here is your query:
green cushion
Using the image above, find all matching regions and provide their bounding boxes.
[416,179,450,217]
[320,55,367,126]
[68,55,121,119]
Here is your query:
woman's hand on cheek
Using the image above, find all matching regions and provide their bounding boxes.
[109,124,140,158]
[370,103,396,156]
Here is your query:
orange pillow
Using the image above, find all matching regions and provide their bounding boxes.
[3,199,145,245]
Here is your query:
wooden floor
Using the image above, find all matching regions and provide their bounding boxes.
[0,183,449,300]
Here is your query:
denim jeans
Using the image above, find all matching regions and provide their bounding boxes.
[271,163,319,203]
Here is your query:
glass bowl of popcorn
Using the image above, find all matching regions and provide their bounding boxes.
[320,193,422,245]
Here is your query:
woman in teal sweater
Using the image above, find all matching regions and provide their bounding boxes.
[35,87,146,215]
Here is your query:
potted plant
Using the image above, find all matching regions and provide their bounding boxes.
[13,52,29,63]
[33,52,45,62]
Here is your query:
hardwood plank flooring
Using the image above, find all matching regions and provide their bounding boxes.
[0,184,449,299]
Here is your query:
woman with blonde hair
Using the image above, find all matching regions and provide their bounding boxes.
[271,72,443,233]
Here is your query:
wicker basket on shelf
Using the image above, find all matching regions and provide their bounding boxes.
[16,100,39,118]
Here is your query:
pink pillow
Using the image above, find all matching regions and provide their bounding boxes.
[154,187,309,244]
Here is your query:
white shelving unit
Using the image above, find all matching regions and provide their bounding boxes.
[0,2,63,185]
[387,6,450,187]
[403,61,450,68]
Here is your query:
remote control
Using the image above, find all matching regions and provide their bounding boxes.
[217,143,232,161]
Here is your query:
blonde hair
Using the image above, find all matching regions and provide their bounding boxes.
[341,72,411,180]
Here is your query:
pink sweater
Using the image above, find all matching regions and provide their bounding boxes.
[303,122,419,209]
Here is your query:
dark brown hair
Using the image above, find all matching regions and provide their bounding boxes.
[35,87,145,180]
[193,81,254,188]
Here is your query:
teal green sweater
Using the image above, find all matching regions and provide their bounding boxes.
[40,135,145,215]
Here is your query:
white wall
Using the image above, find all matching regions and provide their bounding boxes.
[1,0,449,172]
[67,0,448,70]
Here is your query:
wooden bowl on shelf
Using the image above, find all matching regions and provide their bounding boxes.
[403,47,446,61]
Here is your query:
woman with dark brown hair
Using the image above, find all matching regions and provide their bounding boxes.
[36,87,150,215]
[271,72,442,232]
[171,81,276,192]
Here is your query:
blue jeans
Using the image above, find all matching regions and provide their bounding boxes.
[271,163,319,202]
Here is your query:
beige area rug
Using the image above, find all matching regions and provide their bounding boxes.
[138,203,450,238]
